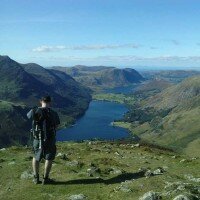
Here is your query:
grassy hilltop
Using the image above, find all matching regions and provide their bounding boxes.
[0,141,200,200]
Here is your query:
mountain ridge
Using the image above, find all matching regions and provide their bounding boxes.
[0,55,92,147]
[52,65,145,90]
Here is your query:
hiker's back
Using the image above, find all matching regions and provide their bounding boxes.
[28,107,60,142]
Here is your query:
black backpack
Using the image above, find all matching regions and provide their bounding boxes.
[31,107,56,141]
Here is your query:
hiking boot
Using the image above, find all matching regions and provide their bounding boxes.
[33,175,40,184]
[42,177,55,185]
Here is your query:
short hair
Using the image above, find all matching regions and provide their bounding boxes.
[41,95,51,103]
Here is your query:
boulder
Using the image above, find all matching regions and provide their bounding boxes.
[114,182,132,193]
[173,194,191,200]
[145,170,154,178]
[8,161,15,165]
[184,174,200,183]
[153,167,165,175]
[66,160,80,167]
[87,166,101,177]
[68,194,87,200]
[56,153,69,160]
[139,191,162,200]
[20,171,34,180]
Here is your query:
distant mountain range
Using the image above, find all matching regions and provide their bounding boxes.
[52,65,145,90]
[0,56,92,147]
[140,70,200,83]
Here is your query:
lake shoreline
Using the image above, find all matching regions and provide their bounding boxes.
[57,100,131,142]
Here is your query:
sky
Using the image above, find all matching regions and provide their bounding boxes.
[1,0,200,69]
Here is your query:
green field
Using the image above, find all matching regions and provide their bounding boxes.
[93,93,135,105]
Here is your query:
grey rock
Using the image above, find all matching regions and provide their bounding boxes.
[134,143,140,147]
[56,152,63,157]
[145,170,154,178]
[173,194,190,200]
[20,171,34,180]
[164,181,200,199]
[114,151,120,156]
[114,184,132,193]
[8,161,15,165]
[66,160,79,167]
[180,159,188,163]
[139,191,162,200]
[184,174,200,183]
[153,167,165,175]
[172,155,177,159]
[87,166,101,177]
[56,153,69,160]
[108,167,123,175]
[68,194,87,200]
[117,185,132,192]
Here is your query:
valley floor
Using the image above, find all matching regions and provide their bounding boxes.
[0,141,199,200]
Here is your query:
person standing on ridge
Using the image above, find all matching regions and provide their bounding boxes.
[27,96,60,185]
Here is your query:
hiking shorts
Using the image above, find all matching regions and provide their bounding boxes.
[33,139,56,161]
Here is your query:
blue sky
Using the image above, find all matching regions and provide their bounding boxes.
[1,0,200,69]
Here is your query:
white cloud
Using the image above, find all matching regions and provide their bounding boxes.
[71,44,140,50]
[32,43,140,52]
[45,55,200,63]
[32,45,66,52]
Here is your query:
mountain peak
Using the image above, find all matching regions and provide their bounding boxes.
[0,55,12,62]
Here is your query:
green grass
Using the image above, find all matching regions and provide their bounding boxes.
[0,141,199,200]
[118,106,200,157]
[112,122,132,129]
[93,93,135,104]
[0,100,13,111]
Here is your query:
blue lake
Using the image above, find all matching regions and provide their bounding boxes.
[57,100,130,141]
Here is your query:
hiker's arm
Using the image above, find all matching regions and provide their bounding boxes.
[27,109,33,119]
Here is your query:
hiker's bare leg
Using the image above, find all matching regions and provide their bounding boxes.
[44,160,53,178]
[32,157,39,176]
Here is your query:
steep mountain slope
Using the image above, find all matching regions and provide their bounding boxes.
[133,79,173,98]
[0,56,70,108]
[0,56,43,104]
[0,100,29,147]
[146,76,200,110]
[52,65,145,90]
[22,63,91,113]
[121,76,200,156]
[0,56,91,147]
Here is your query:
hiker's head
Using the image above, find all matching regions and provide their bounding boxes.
[40,95,52,107]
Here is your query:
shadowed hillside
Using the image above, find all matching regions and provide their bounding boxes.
[0,56,92,147]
